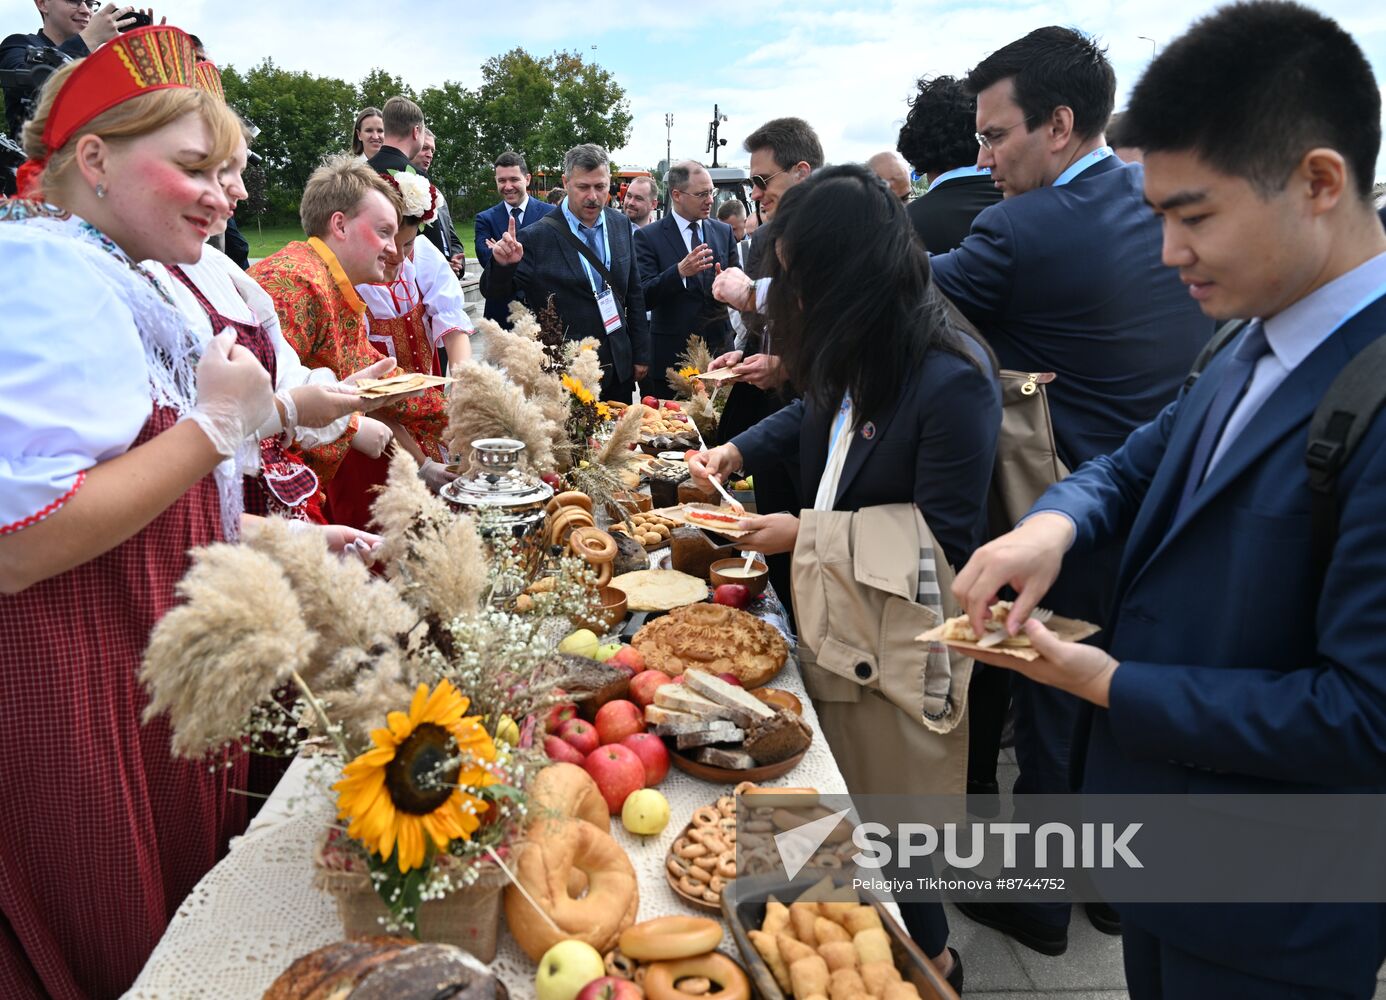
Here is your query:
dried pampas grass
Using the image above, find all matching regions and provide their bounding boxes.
[318,643,421,751]
[683,391,717,440]
[244,518,417,680]
[678,335,715,376]
[482,323,551,395]
[445,360,559,472]
[395,508,488,623]
[370,449,451,566]
[141,544,317,757]
[596,402,646,468]
[569,338,605,393]
[665,366,699,399]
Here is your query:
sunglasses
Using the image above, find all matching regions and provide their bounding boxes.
[750,167,788,191]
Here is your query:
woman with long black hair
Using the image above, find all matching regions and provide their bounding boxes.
[692,163,1001,990]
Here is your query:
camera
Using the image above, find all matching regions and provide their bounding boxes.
[119,11,155,32]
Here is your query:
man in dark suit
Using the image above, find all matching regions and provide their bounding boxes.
[364,95,424,176]
[412,128,466,274]
[897,75,1002,253]
[957,5,1386,995]
[928,27,1213,953]
[482,143,650,401]
[634,160,735,397]
[475,151,556,325]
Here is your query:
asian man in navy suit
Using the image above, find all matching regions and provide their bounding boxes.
[475,151,556,325]
[956,3,1386,995]
[927,28,1213,951]
[633,160,735,398]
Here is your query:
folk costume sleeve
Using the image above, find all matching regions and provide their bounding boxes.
[413,236,473,345]
[0,230,150,533]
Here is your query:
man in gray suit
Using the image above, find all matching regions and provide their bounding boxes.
[482,144,650,401]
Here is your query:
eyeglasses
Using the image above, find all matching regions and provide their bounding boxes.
[62,0,101,9]
[975,118,1033,150]
[678,188,715,201]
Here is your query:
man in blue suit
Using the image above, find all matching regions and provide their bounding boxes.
[927,28,1213,951]
[956,3,1386,995]
[474,151,556,325]
[482,143,650,401]
[633,160,735,398]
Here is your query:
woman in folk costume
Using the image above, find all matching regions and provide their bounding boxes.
[250,155,454,531]
[146,60,397,527]
[0,27,275,998]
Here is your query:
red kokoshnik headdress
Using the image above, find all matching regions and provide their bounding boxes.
[17,26,200,196]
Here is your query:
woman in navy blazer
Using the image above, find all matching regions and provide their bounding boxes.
[691,165,1001,991]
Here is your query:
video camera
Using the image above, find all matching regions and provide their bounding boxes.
[1,44,71,128]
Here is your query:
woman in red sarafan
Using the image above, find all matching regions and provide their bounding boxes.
[0,28,276,999]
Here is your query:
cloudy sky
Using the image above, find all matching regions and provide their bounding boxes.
[6,0,1385,177]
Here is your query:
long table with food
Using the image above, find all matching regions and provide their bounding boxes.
[125,412,959,1000]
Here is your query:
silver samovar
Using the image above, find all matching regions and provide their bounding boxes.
[439,438,554,594]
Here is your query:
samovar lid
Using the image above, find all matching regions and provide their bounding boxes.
[439,438,555,509]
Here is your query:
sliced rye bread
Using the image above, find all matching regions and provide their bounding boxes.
[693,746,757,769]
[743,709,812,764]
[652,685,758,727]
[675,722,745,748]
[682,670,777,720]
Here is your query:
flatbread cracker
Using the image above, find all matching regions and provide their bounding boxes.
[608,569,708,611]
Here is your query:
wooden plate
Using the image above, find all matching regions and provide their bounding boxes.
[664,820,726,914]
[668,745,808,784]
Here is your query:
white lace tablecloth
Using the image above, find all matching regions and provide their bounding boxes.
[126,645,850,998]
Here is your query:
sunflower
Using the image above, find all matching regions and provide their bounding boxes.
[562,373,596,406]
[678,365,701,379]
[595,402,612,421]
[333,679,498,873]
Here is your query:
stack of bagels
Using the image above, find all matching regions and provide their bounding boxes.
[611,916,750,1000]
[503,763,640,961]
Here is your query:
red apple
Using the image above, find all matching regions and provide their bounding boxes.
[594,699,645,745]
[544,690,578,733]
[544,735,585,765]
[540,472,562,489]
[557,718,600,756]
[583,745,646,813]
[576,976,644,1000]
[715,672,743,687]
[641,395,658,409]
[607,645,646,674]
[663,401,681,412]
[619,732,670,786]
[713,583,751,610]
[628,670,673,708]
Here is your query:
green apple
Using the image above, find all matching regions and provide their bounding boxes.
[595,642,622,663]
[558,628,600,659]
[621,787,671,836]
[535,939,607,1000]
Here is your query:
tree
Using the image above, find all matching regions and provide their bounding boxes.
[222,59,358,221]
[417,81,481,207]
[358,69,416,113]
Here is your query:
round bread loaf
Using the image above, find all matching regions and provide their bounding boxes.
[630,603,788,688]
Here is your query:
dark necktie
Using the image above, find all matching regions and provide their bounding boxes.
[510,206,522,222]
[688,221,702,291]
[578,224,606,291]
[1174,322,1271,518]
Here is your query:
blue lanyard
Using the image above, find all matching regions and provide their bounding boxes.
[927,165,991,191]
[1053,146,1114,187]
[562,198,611,295]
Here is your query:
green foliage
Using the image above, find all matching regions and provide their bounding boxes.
[221,49,633,225]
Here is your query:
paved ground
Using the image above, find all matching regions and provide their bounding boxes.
[950,750,1386,998]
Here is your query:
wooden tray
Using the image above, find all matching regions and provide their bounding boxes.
[669,745,807,784]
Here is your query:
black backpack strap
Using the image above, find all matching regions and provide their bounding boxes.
[1305,333,1386,578]
[1184,318,1247,390]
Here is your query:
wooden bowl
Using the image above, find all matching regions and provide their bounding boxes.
[708,558,769,598]
[579,586,628,635]
[753,688,803,716]
[664,820,726,914]
[668,745,807,784]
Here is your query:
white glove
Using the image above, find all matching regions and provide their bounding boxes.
[349,416,392,458]
[184,330,274,458]
[418,459,458,493]
[284,383,365,432]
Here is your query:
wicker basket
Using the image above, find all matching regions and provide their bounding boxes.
[314,834,507,962]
